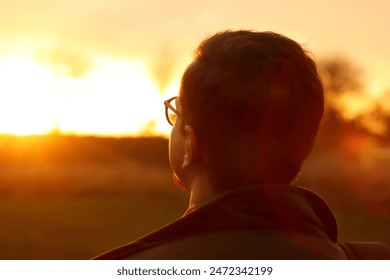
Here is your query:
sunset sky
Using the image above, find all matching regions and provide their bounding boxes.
[0,0,389,136]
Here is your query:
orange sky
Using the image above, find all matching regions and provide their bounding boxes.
[0,0,389,136]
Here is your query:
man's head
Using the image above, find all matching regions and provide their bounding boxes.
[169,30,324,191]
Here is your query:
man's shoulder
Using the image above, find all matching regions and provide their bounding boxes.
[93,186,390,260]
[94,185,345,259]
[339,242,390,260]
[94,228,348,260]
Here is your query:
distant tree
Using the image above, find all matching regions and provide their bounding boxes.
[149,47,177,93]
[316,57,390,153]
[383,114,390,142]
[377,91,390,142]
[318,56,363,116]
[316,57,368,149]
[318,57,362,95]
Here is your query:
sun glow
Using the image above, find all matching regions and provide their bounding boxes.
[0,55,56,135]
[0,53,176,137]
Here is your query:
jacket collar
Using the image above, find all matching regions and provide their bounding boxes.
[143,185,338,243]
[94,185,339,259]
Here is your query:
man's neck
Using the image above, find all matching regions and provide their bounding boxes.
[186,175,238,215]
[187,176,217,213]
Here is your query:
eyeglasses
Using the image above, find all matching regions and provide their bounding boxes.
[164,96,186,126]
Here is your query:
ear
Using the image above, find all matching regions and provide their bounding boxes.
[182,125,200,169]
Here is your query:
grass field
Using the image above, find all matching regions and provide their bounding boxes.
[0,135,389,259]
[0,161,188,259]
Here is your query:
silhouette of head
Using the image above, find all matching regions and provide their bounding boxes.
[175,30,324,190]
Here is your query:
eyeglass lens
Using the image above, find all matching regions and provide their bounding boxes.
[167,108,177,125]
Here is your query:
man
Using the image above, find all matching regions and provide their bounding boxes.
[94,30,390,259]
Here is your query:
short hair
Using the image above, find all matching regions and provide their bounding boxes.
[179,30,324,190]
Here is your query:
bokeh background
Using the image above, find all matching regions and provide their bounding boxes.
[0,0,389,259]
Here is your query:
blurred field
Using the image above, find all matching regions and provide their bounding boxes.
[297,145,390,245]
[0,135,188,259]
[0,134,389,259]
[0,162,188,259]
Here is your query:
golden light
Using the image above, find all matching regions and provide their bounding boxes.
[0,52,176,137]
[52,58,161,136]
[337,93,374,120]
[0,55,56,135]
